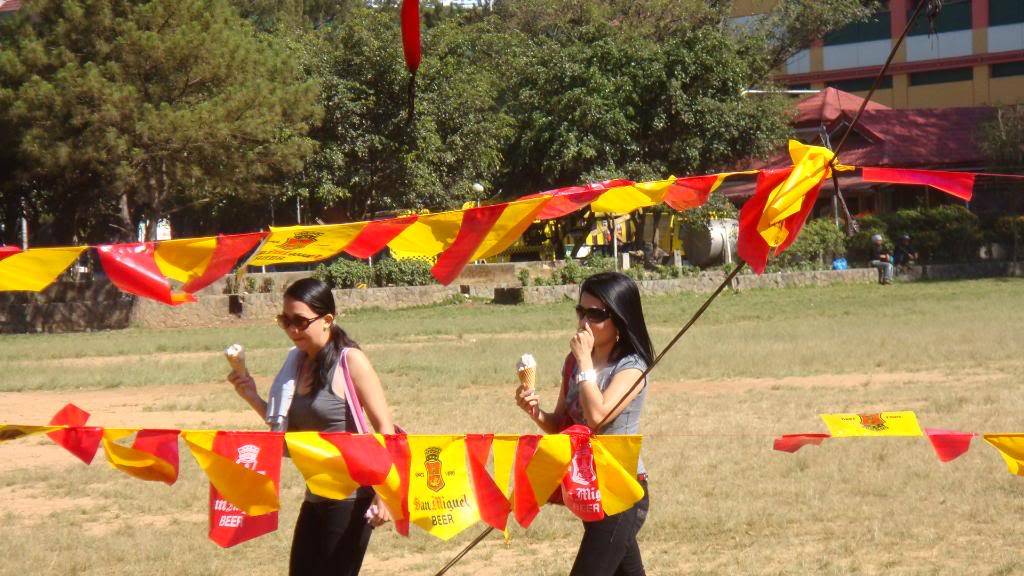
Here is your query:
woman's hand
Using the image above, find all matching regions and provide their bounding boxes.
[368,495,391,528]
[570,323,595,367]
[515,384,540,418]
[227,371,258,402]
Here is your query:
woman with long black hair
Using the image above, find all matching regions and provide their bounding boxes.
[228,277,394,576]
[515,271,654,576]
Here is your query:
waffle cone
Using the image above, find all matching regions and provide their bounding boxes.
[517,366,536,390]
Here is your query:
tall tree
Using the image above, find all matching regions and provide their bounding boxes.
[0,0,320,244]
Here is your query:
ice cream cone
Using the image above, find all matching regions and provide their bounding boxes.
[517,365,536,390]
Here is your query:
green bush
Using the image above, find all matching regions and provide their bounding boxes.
[581,254,616,273]
[774,218,846,269]
[623,266,647,281]
[848,215,891,262]
[315,259,373,289]
[559,259,587,285]
[517,268,531,287]
[881,205,981,263]
[372,258,435,287]
[993,215,1024,246]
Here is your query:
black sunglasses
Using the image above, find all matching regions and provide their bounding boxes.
[575,305,611,323]
[276,313,326,331]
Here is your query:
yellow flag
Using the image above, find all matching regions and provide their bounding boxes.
[591,436,645,516]
[526,434,572,505]
[153,237,218,284]
[984,434,1024,476]
[758,141,835,247]
[285,431,362,500]
[102,428,178,485]
[471,197,551,260]
[248,223,365,266]
[407,435,480,540]
[182,431,280,516]
[820,411,923,437]
[0,424,60,442]
[591,178,676,215]
[388,211,465,260]
[0,247,86,291]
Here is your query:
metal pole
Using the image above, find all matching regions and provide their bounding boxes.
[612,219,619,270]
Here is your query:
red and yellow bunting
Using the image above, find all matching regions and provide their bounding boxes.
[3,150,1018,300]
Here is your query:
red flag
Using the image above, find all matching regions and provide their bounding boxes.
[344,215,418,259]
[773,433,830,453]
[97,242,187,305]
[208,431,284,548]
[430,204,507,285]
[379,434,412,536]
[465,434,512,531]
[128,429,181,484]
[47,404,103,465]
[400,0,421,74]
[320,433,393,486]
[737,168,825,274]
[180,233,265,293]
[663,175,721,212]
[861,167,975,201]
[524,180,633,221]
[924,428,975,463]
[512,435,542,528]
[0,246,20,261]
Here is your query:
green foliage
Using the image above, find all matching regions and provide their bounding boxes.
[559,259,587,285]
[581,254,616,273]
[517,268,531,287]
[980,104,1024,170]
[677,193,739,236]
[314,259,373,289]
[774,218,846,270]
[0,0,320,243]
[372,258,435,287]
[315,257,435,288]
[848,207,982,264]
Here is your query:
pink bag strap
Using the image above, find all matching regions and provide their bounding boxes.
[339,348,370,434]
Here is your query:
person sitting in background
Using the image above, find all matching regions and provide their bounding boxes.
[893,234,918,270]
[870,234,894,285]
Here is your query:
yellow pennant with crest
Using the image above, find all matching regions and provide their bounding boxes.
[820,411,923,437]
[406,435,480,540]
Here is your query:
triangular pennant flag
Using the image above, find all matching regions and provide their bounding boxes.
[0,246,86,291]
[465,434,512,531]
[285,431,363,500]
[47,404,103,464]
[0,424,60,443]
[102,428,180,484]
[406,435,481,540]
[182,430,282,516]
[773,433,830,453]
[374,434,412,536]
[983,434,1024,476]
[924,428,975,463]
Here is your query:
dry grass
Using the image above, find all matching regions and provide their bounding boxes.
[0,278,1022,575]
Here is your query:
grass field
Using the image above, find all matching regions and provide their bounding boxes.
[1,278,1022,575]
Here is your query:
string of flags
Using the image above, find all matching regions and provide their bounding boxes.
[0,405,644,547]
[2,141,1021,303]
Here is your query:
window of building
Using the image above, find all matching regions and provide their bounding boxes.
[827,76,893,92]
[909,67,974,86]
[991,60,1024,78]
[787,84,813,91]
[990,0,1024,26]
[908,0,972,36]
[824,11,892,45]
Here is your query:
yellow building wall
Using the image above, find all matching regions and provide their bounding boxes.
[907,80,975,108]
[989,75,1024,106]
[850,87,895,107]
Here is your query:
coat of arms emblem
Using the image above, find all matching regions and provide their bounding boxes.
[424,446,445,492]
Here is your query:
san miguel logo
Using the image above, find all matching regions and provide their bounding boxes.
[858,413,888,432]
[279,231,323,251]
[424,447,445,492]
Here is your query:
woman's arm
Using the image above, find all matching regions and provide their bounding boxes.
[341,348,395,435]
[228,372,268,421]
[515,361,569,434]
[576,367,644,431]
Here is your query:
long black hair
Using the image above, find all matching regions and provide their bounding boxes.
[579,272,654,368]
[284,278,360,391]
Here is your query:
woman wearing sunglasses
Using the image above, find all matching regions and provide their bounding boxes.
[514,271,655,576]
[227,277,395,576]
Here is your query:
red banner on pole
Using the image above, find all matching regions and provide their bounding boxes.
[208,431,284,548]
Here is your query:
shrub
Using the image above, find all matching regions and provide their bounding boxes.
[623,266,647,281]
[259,276,276,293]
[559,259,586,285]
[581,254,616,273]
[847,215,890,262]
[881,205,981,263]
[517,268,531,287]
[372,258,435,287]
[774,218,846,269]
[314,259,373,289]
